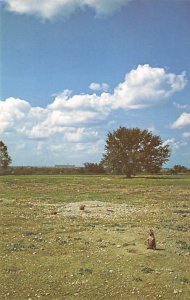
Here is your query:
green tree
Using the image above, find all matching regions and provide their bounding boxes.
[0,141,12,169]
[170,164,188,174]
[101,127,170,178]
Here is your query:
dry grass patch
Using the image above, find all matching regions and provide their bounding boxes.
[0,175,190,299]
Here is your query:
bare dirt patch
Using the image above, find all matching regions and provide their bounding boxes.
[45,201,140,220]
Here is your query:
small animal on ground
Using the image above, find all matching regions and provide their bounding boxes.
[147,229,156,250]
[79,204,86,210]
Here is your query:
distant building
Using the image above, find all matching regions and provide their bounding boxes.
[55,164,76,168]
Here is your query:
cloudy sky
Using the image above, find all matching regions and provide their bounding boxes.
[0,0,190,167]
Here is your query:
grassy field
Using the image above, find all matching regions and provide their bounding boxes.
[0,174,190,299]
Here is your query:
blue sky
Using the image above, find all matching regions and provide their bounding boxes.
[0,0,190,167]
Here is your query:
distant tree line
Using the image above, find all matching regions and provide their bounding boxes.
[1,164,189,176]
[0,128,189,176]
[0,166,84,176]
[168,165,190,175]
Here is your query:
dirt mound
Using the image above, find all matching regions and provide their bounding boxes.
[47,201,138,220]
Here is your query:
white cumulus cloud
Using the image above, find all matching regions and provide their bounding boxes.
[113,64,187,109]
[0,65,187,140]
[0,64,188,165]
[89,82,109,92]
[171,113,190,129]
[4,0,131,19]
[0,97,31,133]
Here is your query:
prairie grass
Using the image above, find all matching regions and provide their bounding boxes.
[0,175,190,299]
